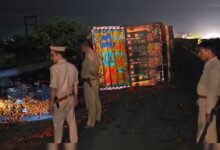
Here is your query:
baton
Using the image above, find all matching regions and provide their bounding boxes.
[199,101,220,143]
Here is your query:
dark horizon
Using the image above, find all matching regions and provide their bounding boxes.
[1,0,220,38]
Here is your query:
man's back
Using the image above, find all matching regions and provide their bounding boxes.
[197,57,220,96]
[81,49,100,79]
[50,60,78,98]
[208,57,220,71]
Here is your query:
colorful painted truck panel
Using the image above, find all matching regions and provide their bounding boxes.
[91,26,130,89]
[90,23,173,89]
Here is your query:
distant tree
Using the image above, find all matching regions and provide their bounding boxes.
[2,35,27,53]
[1,35,41,66]
[0,39,4,49]
[0,17,87,68]
[29,17,87,59]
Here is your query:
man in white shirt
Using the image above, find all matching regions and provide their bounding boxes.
[49,46,78,144]
[196,40,220,147]
[80,40,101,128]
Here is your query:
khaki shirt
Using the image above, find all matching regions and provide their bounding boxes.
[50,59,78,98]
[197,57,220,113]
[81,49,100,79]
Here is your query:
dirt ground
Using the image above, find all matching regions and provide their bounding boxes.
[0,81,202,150]
[0,40,205,150]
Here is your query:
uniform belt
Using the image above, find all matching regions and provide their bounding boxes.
[198,95,207,99]
[54,93,73,103]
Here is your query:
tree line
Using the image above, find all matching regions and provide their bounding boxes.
[0,17,87,69]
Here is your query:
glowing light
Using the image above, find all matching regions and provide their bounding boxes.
[100,86,130,91]
[197,38,203,45]
[0,101,5,109]
[203,32,220,39]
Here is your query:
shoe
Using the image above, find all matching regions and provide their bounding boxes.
[96,119,101,123]
[85,125,94,129]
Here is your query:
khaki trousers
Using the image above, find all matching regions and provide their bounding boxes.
[196,98,217,143]
[213,144,220,150]
[47,143,77,150]
[84,80,101,127]
[52,96,78,143]
[202,144,220,150]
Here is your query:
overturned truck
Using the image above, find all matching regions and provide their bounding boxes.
[89,22,174,90]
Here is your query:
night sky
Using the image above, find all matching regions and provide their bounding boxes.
[1,0,220,38]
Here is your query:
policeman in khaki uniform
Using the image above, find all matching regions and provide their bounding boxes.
[49,46,78,143]
[80,40,101,128]
[196,40,220,149]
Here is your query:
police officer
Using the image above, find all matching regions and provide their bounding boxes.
[196,40,220,147]
[80,40,101,128]
[49,46,78,143]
